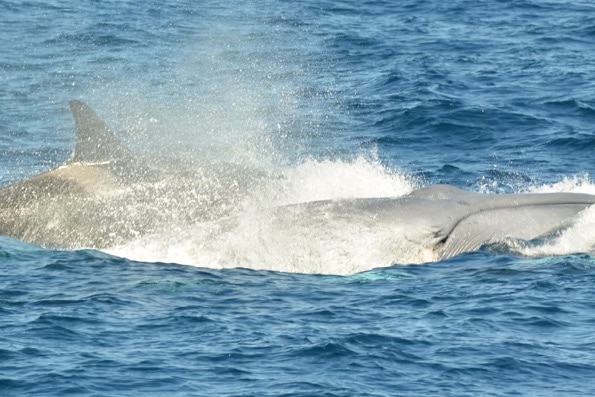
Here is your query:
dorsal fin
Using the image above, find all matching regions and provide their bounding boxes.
[69,100,133,163]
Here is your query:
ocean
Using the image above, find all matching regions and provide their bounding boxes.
[1,0,595,395]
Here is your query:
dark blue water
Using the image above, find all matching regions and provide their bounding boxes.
[2,0,595,395]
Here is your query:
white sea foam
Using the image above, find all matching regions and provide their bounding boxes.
[506,175,595,259]
[525,174,595,195]
[107,171,595,275]
[107,157,423,275]
[94,17,595,274]
[247,157,417,208]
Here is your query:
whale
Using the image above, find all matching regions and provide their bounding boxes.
[0,101,594,265]
[0,100,266,248]
[265,184,595,262]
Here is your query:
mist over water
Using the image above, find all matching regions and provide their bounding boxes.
[75,2,428,273]
[82,1,341,169]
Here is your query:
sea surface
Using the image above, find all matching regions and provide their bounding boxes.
[2,0,595,395]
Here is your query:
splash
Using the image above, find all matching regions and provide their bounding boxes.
[511,205,595,258]
[83,6,594,273]
[107,157,423,275]
[106,171,595,275]
[87,23,423,274]
[247,157,417,208]
[507,175,595,258]
[525,174,595,195]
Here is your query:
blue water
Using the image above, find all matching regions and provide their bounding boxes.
[2,0,595,395]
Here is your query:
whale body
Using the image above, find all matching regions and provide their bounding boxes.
[0,101,263,248]
[271,185,595,262]
[0,101,594,266]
